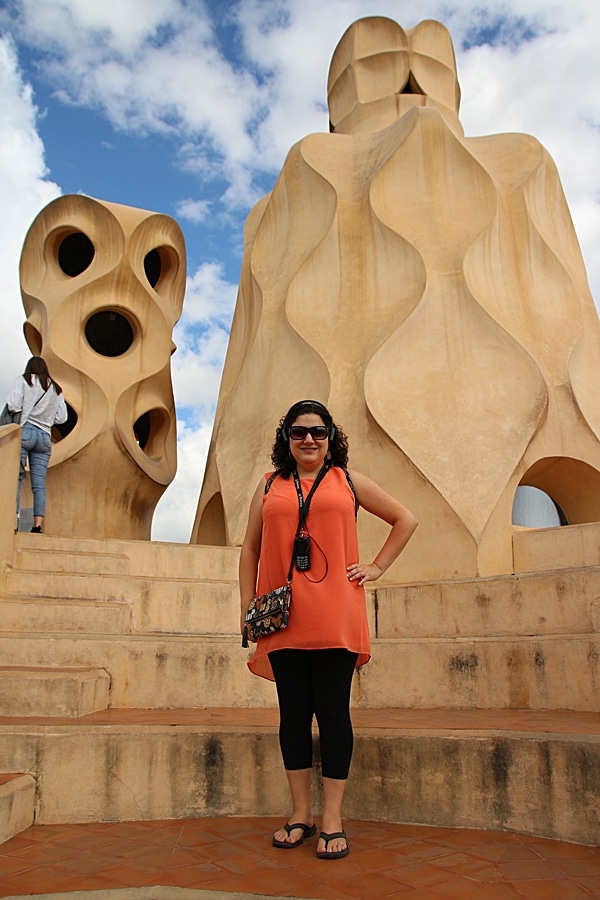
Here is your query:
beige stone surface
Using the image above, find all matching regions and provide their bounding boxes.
[19,194,186,541]
[514,521,600,573]
[2,528,600,712]
[0,666,110,717]
[0,774,35,845]
[375,564,600,639]
[0,426,20,567]
[193,16,600,584]
[358,635,600,711]
[0,598,131,636]
[0,724,598,844]
[1,630,598,712]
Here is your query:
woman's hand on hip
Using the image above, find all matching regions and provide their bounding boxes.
[346,562,383,586]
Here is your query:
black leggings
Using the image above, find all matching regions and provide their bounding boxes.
[268,648,358,780]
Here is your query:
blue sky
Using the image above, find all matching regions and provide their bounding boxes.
[0,0,599,541]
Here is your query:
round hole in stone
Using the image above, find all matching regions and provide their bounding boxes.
[58,232,95,277]
[85,310,135,357]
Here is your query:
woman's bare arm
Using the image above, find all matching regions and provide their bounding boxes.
[239,479,265,634]
[345,469,418,585]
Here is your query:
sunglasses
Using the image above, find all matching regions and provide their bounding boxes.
[288,425,329,441]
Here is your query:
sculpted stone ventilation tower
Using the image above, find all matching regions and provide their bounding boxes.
[193,16,600,582]
[20,194,186,540]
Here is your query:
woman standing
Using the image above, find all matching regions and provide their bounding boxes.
[239,400,418,859]
[6,356,68,533]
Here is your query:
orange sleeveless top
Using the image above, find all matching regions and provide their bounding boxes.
[247,466,371,681]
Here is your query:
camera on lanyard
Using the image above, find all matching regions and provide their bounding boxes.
[294,534,311,570]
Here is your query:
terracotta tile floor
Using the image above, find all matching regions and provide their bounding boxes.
[1,817,599,898]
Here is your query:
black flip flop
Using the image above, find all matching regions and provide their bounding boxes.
[272,822,317,848]
[316,830,350,859]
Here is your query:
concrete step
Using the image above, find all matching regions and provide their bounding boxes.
[10,536,599,641]
[361,634,600,710]
[0,774,35,844]
[13,532,240,581]
[0,634,274,709]
[0,598,131,635]
[2,570,239,635]
[7,562,599,641]
[0,631,598,711]
[0,709,597,846]
[374,565,599,639]
[13,546,130,576]
[0,666,110,717]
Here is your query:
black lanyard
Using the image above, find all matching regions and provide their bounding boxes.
[292,461,329,532]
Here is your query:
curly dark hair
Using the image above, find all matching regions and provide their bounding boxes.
[24,356,62,394]
[271,400,349,477]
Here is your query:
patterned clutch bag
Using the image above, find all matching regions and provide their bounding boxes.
[242,583,291,646]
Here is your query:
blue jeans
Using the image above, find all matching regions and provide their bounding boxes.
[18,424,52,517]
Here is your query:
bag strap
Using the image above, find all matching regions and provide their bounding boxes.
[343,467,359,518]
[292,461,330,532]
[264,471,278,494]
[262,472,296,582]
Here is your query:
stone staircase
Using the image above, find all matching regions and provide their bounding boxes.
[0,529,599,845]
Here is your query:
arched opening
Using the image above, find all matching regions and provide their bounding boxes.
[512,486,567,528]
[52,402,78,442]
[133,407,170,460]
[516,457,600,526]
[195,492,227,546]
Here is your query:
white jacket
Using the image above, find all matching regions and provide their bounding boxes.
[7,375,68,435]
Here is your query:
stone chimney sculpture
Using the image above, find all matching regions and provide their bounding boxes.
[193,17,600,582]
[20,194,186,540]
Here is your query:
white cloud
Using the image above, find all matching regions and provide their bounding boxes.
[151,419,212,542]
[180,260,238,327]
[10,0,269,208]
[175,197,211,224]
[171,261,237,414]
[0,35,60,403]
[17,0,189,59]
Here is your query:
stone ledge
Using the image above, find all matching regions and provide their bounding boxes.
[0,714,597,845]
[0,773,35,844]
[13,546,130,576]
[376,565,600,639]
[1,633,599,711]
[0,598,131,635]
[0,666,110,718]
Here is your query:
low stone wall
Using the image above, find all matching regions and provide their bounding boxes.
[0,723,598,845]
